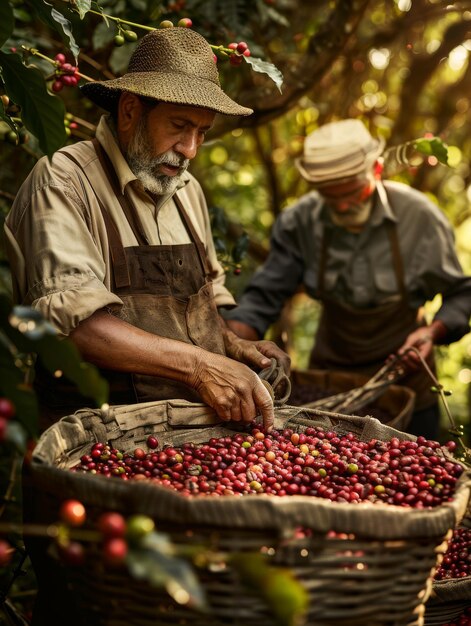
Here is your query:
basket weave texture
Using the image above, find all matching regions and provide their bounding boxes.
[289,369,416,431]
[30,401,470,626]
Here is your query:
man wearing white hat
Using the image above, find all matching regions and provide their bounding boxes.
[227,118,471,438]
[4,27,289,435]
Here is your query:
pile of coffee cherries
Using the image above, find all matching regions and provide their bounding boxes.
[434,526,471,580]
[72,426,464,508]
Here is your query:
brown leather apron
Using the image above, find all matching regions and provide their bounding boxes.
[34,140,225,429]
[309,221,436,410]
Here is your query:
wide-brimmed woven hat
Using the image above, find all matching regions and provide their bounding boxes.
[81,27,253,117]
[295,119,385,185]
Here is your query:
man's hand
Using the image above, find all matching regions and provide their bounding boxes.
[220,321,291,375]
[190,350,275,430]
[394,320,447,371]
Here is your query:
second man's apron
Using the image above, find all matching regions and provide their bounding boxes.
[309,221,436,411]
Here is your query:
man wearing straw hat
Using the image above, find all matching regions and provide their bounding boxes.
[227,119,471,439]
[4,27,289,433]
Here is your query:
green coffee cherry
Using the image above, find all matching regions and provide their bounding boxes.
[123,30,138,42]
[113,34,125,46]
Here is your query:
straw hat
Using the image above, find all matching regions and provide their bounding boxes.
[295,119,385,185]
[81,27,253,117]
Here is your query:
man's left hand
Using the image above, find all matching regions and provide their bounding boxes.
[395,320,447,371]
[221,323,291,375]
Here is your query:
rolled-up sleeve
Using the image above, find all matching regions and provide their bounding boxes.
[5,169,122,336]
[411,217,471,343]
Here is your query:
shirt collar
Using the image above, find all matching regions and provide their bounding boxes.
[95,114,190,198]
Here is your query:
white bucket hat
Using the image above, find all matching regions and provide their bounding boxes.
[295,119,385,185]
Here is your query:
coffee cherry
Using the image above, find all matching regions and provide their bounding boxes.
[0,398,15,420]
[52,80,63,93]
[103,537,128,565]
[54,53,66,64]
[147,435,159,449]
[236,42,248,53]
[113,34,125,46]
[229,55,243,67]
[60,500,86,527]
[126,515,155,541]
[59,540,85,566]
[0,540,13,567]
[0,95,9,108]
[177,18,192,28]
[227,43,238,51]
[0,417,8,441]
[160,20,174,28]
[122,29,138,42]
[97,512,126,538]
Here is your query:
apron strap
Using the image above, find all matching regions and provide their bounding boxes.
[385,219,407,299]
[92,138,149,247]
[59,149,131,289]
[173,193,211,277]
[317,218,407,302]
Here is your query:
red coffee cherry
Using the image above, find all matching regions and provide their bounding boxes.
[103,537,128,566]
[98,512,126,538]
[59,541,85,566]
[59,500,86,527]
[177,18,192,28]
[0,398,15,419]
[0,540,13,567]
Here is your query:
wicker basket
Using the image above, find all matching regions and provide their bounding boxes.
[424,508,471,625]
[28,401,470,626]
[289,369,416,431]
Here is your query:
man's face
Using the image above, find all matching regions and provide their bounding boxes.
[317,172,376,230]
[125,102,215,195]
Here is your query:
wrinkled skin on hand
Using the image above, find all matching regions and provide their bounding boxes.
[190,350,275,430]
[393,320,447,372]
[220,323,291,375]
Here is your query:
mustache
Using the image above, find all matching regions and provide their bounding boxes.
[151,151,189,174]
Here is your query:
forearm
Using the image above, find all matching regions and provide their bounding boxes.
[69,309,199,384]
[225,318,260,341]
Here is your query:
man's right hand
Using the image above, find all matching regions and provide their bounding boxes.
[190,350,275,431]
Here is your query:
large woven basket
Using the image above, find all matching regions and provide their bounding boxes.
[28,401,470,626]
[289,369,416,431]
[423,507,471,625]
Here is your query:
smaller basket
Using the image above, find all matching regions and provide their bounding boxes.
[289,368,416,431]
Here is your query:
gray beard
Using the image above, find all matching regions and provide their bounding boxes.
[329,199,373,231]
[125,117,189,195]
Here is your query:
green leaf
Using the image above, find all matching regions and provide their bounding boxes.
[50,8,80,61]
[28,0,79,60]
[1,297,108,409]
[231,553,309,626]
[244,56,284,93]
[413,137,449,165]
[231,232,249,263]
[0,343,39,438]
[0,1,14,48]
[0,51,67,157]
[126,531,208,611]
[92,21,115,52]
[75,0,92,20]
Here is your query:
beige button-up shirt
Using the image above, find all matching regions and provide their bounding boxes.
[4,116,235,336]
